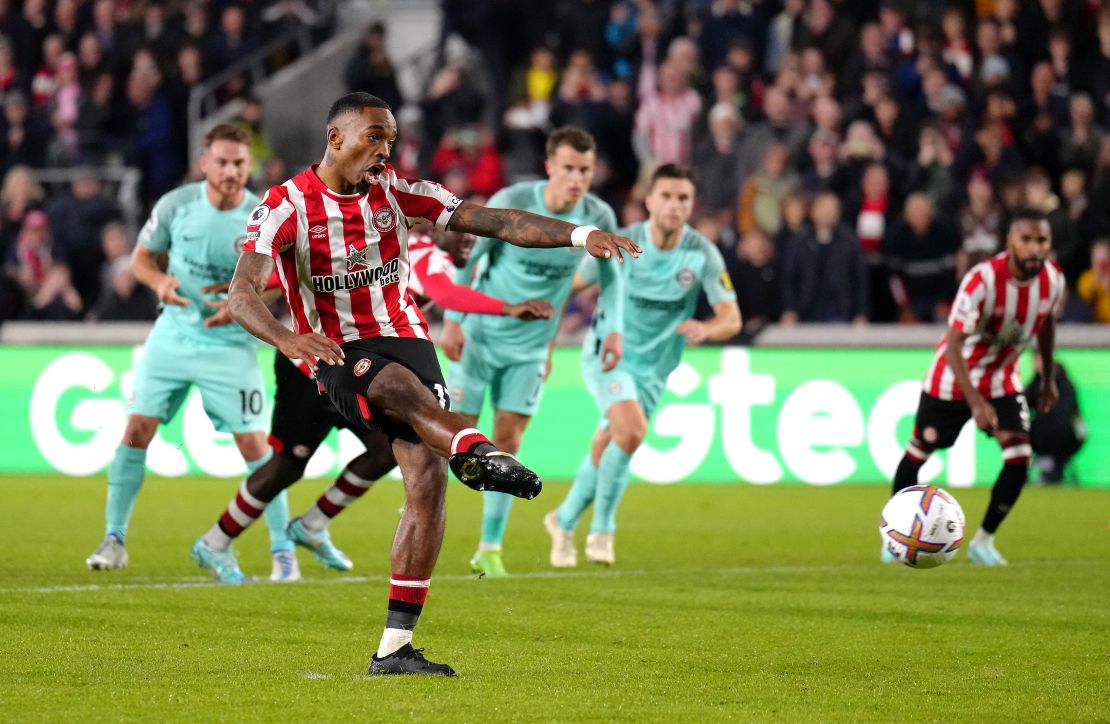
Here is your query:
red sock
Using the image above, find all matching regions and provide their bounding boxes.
[450,427,492,455]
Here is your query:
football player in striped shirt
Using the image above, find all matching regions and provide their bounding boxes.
[889,209,1064,567]
[221,93,639,676]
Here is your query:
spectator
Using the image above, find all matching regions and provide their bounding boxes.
[634,59,701,165]
[850,162,899,322]
[0,35,25,96]
[28,260,83,319]
[908,124,958,215]
[5,210,56,314]
[774,192,808,253]
[1077,239,1110,323]
[801,128,845,197]
[1023,167,1075,278]
[957,170,1004,278]
[90,256,156,321]
[344,23,402,112]
[430,125,504,200]
[234,95,274,180]
[206,5,258,99]
[97,221,130,294]
[52,0,80,49]
[780,192,868,325]
[693,101,743,223]
[121,69,178,204]
[0,165,44,255]
[0,91,49,171]
[45,53,81,166]
[764,0,805,77]
[883,193,960,323]
[44,168,119,305]
[1058,94,1103,176]
[30,33,64,108]
[940,7,973,83]
[700,0,767,72]
[728,228,780,341]
[421,62,486,152]
[76,33,106,86]
[76,71,118,159]
[737,85,809,181]
[738,143,800,236]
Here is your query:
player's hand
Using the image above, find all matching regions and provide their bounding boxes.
[969,396,999,435]
[200,281,231,294]
[504,299,555,321]
[601,331,622,372]
[154,275,189,306]
[1039,376,1059,414]
[278,332,344,370]
[585,230,642,263]
[440,320,465,361]
[676,319,709,345]
[203,300,235,327]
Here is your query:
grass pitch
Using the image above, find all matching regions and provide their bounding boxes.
[1,475,1108,722]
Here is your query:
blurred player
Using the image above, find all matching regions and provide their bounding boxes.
[545,164,741,566]
[439,126,624,577]
[192,228,553,575]
[221,93,639,676]
[84,124,301,581]
[889,209,1064,566]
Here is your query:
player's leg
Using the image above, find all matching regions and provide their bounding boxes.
[86,414,161,570]
[545,427,609,568]
[230,430,301,582]
[586,399,648,565]
[369,435,456,677]
[472,408,534,577]
[969,395,1032,566]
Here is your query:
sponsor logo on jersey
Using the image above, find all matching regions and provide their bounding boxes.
[347,244,370,270]
[372,207,397,233]
[246,231,261,243]
[445,195,463,212]
[309,225,328,240]
[249,205,270,226]
[719,270,734,292]
[353,358,372,377]
[676,269,696,289]
[312,258,401,293]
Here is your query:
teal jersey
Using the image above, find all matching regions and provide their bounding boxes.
[446,181,620,364]
[582,222,736,380]
[138,182,260,347]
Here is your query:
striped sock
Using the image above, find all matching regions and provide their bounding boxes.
[377,573,430,658]
[301,467,376,532]
[203,480,268,551]
[450,428,492,455]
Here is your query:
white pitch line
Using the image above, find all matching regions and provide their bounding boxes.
[0,559,1098,597]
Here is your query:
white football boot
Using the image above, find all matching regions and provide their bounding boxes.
[585,532,615,565]
[270,550,302,582]
[544,511,577,568]
[86,534,128,570]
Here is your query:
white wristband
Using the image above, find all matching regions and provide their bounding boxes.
[571,225,598,248]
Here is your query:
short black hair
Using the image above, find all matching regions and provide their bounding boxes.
[546,126,595,157]
[1010,208,1048,229]
[327,92,391,124]
[649,163,697,189]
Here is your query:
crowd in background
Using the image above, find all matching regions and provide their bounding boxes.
[3,0,1110,337]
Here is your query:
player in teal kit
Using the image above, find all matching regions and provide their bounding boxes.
[545,164,742,566]
[439,127,625,577]
[85,124,300,581]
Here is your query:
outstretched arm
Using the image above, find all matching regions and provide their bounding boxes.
[228,251,344,369]
[448,201,642,262]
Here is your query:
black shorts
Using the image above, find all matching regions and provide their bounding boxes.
[269,353,353,460]
[314,337,449,442]
[913,392,1030,449]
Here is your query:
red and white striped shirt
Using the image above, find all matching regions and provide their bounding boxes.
[924,253,1065,401]
[244,164,462,343]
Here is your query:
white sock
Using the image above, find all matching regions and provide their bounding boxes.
[202,524,233,551]
[300,504,330,532]
[971,528,994,547]
[477,542,501,553]
[376,627,414,658]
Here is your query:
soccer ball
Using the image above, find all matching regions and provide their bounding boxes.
[879,485,966,569]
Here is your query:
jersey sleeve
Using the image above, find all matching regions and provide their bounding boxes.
[392,176,463,230]
[244,186,298,258]
[576,255,599,286]
[700,239,737,306]
[948,267,987,332]
[136,191,177,253]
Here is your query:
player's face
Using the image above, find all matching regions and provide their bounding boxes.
[435,230,476,266]
[645,177,696,235]
[1008,219,1052,279]
[544,145,595,207]
[200,139,250,197]
[334,107,397,186]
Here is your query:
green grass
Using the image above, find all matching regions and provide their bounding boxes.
[1,476,1108,722]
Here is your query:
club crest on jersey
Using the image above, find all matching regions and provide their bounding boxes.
[249,204,270,226]
[353,358,372,377]
[372,207,397,233]
[676,269,696,289]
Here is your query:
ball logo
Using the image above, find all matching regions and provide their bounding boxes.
[676,269,696,289]
[249,205,270,226]
[353,358,372,377]
[292,444,311,459]
[373,207,397,233]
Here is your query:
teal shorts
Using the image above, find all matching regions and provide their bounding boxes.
[581,347,664,424]
[447,342,546,417]
[130,321,267,433]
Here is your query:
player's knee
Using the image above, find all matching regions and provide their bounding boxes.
[1000,435,1031,467]
[234,433,270,462]
[121,416,159,448]
[612,422,645,455]
[268,452,308,486]
[905,437,935,463]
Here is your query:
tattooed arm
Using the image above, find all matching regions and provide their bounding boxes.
[447,202,642,262]
[229,251,345,369]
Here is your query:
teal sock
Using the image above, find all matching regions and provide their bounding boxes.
[557,455,598,531]
[590,443,633,534]
[105,444,148,542]
[480,491,514,546]
[247,451,293,553]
